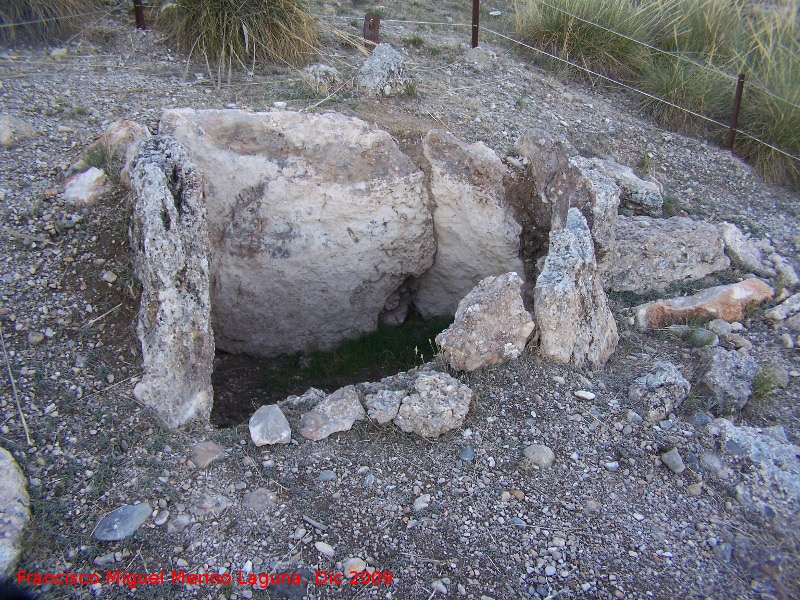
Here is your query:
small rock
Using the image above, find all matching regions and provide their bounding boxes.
[574,390,595,400]
[27,331,45,345]
[521,444,555,469]
[101,271,118,284]
[189,441,224,469]
[92,503,152,541]
[604,461,620,471]
[432,580,448,594]
[300,385,365,441]
[249,404,291,445]
[63,167,111,207]
[317,470,337,482]
[683,327,719,347]
[242,488,277,512]
[343,557,366,576]
[661,448,686,474]
[153,510,170,526]
[314,541,335,557]
[762,364,790,389]
[93,553,116,566]
[545,565,556,576]
[413,494,431,512]
[779,332,794,349]
[459,445,475,461]
[687,483,703,496]
[272,101,288,109]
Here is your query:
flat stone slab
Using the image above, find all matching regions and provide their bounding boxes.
[92,502,152,541]
[634,278,774,329]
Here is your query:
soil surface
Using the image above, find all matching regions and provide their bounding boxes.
[1,2,799,600]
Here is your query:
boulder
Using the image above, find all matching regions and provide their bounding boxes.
[93,120,151,186]
[566,156,620,266]
[435,272,535,371]
[393,372,473,438]
[130,136,214,428]
[299,385,365,441]
[514,129,619,266]
[697,347,759,414]
[364,389,406,424]
[249,404,292,445]
[628,361,691,422]
[769,253,800,288]
[355,43,412,96]
[633,278,774,329]
[606,215,729,292]
[534,208,618,368]
[719,222,773,276]
[765,292,800,323]
[0,115,36,147]
[0,448,29,577]
[708,419,800,537]
[593,157,663,216]
[303,64,343,95]
[160,108,435,357]
[63,167,111,206]
[415,130,524,317]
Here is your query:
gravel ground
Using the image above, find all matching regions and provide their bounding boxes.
[1,2,799,600]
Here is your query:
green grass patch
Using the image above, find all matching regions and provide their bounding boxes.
[211,315,452,426]
[265,315,451,392]
[512,0,800,187]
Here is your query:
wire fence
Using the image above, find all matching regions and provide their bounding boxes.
[0,0,797,166]
[387,4,799,166]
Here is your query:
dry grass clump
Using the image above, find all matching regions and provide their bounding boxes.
[0,0,95,43]
[157,0,319,70]
[513,0,800,186]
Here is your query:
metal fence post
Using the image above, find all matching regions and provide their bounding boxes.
[727,73,745,150]
[363,13,380,47]
[471,0,480,48]
[133,0,146,29]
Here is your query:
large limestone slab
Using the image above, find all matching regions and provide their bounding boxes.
[0,448,29,577]
[634,278,774,329]
[415,130,524,317]
[534,208,618,368]
[436,272,534,371]
[130,136,214,428]
[160,109,435,356]
[606,215,729,292]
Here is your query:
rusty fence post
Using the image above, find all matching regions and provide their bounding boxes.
[363,13,380,47]
[727,73,745,150]
[133,0,145,29]
[471,0,480,48]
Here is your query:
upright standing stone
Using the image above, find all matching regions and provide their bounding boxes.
[415,130,524,317]
[130,136,214,428]
[535,208,618,368]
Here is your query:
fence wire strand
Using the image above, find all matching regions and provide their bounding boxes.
[481,27,800,163]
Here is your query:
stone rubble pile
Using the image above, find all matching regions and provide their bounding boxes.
[248,365,473,443]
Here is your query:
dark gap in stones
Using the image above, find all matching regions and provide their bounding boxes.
[210,314,453,427]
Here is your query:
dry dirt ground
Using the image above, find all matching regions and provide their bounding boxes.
[1,1,799,599]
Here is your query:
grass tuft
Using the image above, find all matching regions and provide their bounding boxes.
[157,0,319,70]
[513,0,800,187]
[0,0,95,43]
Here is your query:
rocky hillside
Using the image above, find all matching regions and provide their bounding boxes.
[0,3,799,600]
